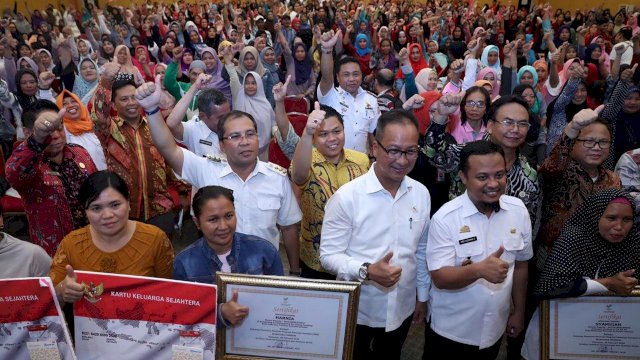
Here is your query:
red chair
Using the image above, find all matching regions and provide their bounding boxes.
[268,138,291,169]
[286,112,308,136]
[284,96,309,114]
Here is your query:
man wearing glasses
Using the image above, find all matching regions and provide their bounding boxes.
[424,96,541,238]
[140,77,302,274]
[538,107,620,259]
[320,110,431,360]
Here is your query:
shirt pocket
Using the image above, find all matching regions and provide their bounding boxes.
[453,234,484,267]
[502,233,525,263]
[257,197,280,226]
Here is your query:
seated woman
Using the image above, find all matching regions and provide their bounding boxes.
[521,188,640,359]
[173,186,284,326]
[51,171,175,304]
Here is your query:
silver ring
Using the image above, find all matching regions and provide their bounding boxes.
[44,120,52,128]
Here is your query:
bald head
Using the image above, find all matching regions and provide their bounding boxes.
[376,69,395,89]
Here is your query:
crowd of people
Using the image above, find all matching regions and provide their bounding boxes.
[0,0,639,358]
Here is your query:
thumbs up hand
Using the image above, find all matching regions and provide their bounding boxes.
[221,290,250,326]
[57,265,86,304]
[479,246,509,284]
[368,251,403,288]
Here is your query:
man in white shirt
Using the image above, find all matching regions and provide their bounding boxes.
[320,109,431,360]
[0,205,51,279]
[165,75,231,157]
[426,141,532,359]
[317,29,380,154]
[610,27,634,66]
[139,76,303,274]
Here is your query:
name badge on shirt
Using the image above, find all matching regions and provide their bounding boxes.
[459,236,478,245]
[199,139,213,146]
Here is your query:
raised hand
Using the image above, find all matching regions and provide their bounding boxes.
[397,46,409,63]
[479,246,509,284]
[403,94,425,110]
[134,75,163,112]
[320,29,341,49]
[614,42,629,55]
[367,252,402,287]
[621,63,638,83]
[172,45,184,63]
[435,92,463,117]
[192,73,213,91]
[38,71,55,89]
[57,265,85,304]
[449,59,465,74]
[305,101,325,136]
[570,63,587,80]
[272,75,291,103]
[33,107,66,143]
[565,106,603,139]
[221,290,250,325]
[231,42,244,54]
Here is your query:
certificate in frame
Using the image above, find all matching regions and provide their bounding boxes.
[540,287,640,360]
[216,273,360,360]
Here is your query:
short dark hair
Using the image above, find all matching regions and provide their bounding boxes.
[22,99,59,129]
[459,141,505,175]
[197,89,229,117]
[320,105,343,125]
[460,86,491,126]
[487,95,529,122]
[617,27,632,41]
[192,185,235,218]
[374,109,419,142]
[78,171,130,209]
[217,110,258,140]
[334,56,361,78]
[111,77,137,102]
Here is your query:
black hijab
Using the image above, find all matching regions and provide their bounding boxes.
[536,189,640,299]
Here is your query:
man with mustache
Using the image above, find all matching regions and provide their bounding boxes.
[426,140,533,359]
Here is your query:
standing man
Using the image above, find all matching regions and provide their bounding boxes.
[89,65,179,235]
[6,100,97,256]
[317,29,380,154]
[426,141,532,359]
[165,74,231,157]
[140,75,303,275]
[320,110,431,359]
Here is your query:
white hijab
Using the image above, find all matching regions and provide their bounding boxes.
[232,71,275,153]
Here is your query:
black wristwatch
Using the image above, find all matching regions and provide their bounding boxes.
[358,262,371,281]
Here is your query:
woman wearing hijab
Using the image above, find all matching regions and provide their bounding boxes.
[425,40,448,75]
[113,45,144,86]
[201,47,233,105]
[37,49,55,72]
[99,39,116,63]
[179,48,195,80]
[544,57,582,106]
[400,68,440,102]
[476,67,501,101]
[280,39,316,100]
[480,45,502,78]
[56,90,107,170]
[260,46,280,108]
[545,68,594,157]
[521,189,639,360]
[16,56,39,74]
[222,46,266,86]
[393,30,408,53]
[73,58,99,105]
[132,45,157,82]
[227,65,275,159]
[601,66,640,169]
[514,84,545,168]
[370,39,398,74]
[517,65,548,126]
[397,43,429,90]
[0,69,56,139]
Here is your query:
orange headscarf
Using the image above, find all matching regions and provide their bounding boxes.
[56,90,94,136]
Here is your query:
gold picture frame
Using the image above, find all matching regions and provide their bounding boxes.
[216,273,361,360]
[540,287,640,360]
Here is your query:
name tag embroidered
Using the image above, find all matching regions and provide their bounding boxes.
[199,139,213,146]
[459,236,478,245]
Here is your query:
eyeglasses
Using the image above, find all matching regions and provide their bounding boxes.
[575,139,611,149]
[222,130,258,142]
[493,119,531,129]
[375,139,420,159]
[465,100,486,108]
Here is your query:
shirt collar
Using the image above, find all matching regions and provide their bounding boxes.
[218,160,264,178]
[365,163,412,196]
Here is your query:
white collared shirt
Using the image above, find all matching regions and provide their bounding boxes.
[427,192,533,349]
[181,115,221,157]
[179,148,302,248]
[320,164,431,331]
[317,85,380,154]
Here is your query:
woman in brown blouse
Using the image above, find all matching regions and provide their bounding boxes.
[51,171,175,304]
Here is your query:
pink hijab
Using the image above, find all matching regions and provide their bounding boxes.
[477,67,500,99]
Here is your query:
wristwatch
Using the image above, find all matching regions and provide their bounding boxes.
[358,263,371,281]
